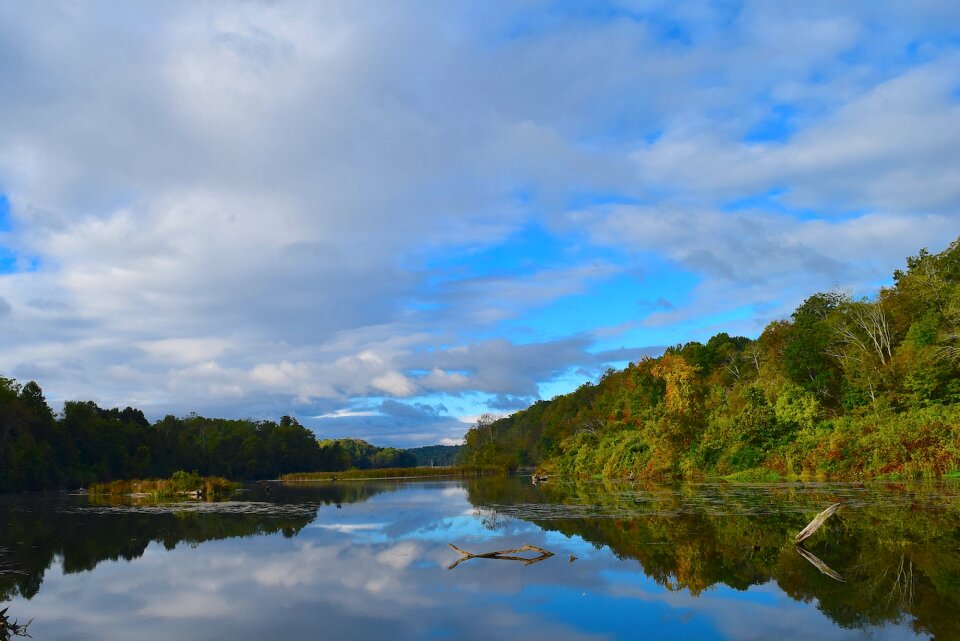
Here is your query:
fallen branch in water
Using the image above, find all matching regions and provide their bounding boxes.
[0,607,32,639]
[447,543,554,570]
[795,502,841,544]
[796,545,845,582]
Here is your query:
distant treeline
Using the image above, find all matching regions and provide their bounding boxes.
[282,466,463,481]
[0,384,462,491]
[407,444,461,467]
[462,238,960,480]
[317,438,417,470]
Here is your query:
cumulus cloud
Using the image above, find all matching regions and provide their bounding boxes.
[313,399,472,447]
[630,55,960,214]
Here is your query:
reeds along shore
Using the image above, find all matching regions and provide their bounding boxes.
[89,471,239,499]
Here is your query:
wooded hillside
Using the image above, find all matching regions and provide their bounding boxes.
[462,238,960,480]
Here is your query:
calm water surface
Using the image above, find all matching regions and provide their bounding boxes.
[2,477,959,640]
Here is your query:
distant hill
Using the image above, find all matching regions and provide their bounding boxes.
[406,444,462,467]
[317,438,416,469]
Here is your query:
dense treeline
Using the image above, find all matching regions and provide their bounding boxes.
[0,385,430,491]
[407,444,461,467]
[0,387,330,491]
[463,238,960,480]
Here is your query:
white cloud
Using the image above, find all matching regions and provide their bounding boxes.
[370,371,419,397]
[631,55,960,215]
[0,1,957,441]
[140,338,231,364]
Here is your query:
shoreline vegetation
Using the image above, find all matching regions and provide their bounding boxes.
[462,238,960,482]
[89,471,239,500]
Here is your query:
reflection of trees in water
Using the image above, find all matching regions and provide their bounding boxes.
[257,480,402,506]
[0,481,400,603]
[464,477,960,640]
[0,506,314,601]
[473,506,507,531]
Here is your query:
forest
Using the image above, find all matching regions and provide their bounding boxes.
[461,238,960,480]
[0,386,433,492]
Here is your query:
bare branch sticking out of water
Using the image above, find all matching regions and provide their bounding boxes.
[796,545,845,582]
[795,502,841,544]
[447,543,554,570]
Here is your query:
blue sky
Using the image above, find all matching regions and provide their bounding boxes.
[0,1,958,445]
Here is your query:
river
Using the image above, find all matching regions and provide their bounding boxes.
[2,477,959,640]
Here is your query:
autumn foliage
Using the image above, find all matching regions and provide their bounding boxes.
[462,238,960,480]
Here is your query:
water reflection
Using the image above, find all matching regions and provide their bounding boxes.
[0,478,957,640]
[0,482,404,602]
[466,478,960,640]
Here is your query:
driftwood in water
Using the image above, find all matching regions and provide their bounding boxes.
[795,502,841,544]
[447,543,554,569]
[796,545,845,582]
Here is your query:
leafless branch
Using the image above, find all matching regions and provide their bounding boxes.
[447,543,554,569]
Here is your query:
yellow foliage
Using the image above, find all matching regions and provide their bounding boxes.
[651,353,699,416]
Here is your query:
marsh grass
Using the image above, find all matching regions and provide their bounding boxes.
[89,470,239,500]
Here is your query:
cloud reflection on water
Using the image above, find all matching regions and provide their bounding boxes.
[4,480,934,641]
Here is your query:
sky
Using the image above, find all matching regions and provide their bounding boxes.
[0,1,959,447]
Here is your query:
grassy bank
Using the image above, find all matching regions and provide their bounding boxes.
[89,470,239,499]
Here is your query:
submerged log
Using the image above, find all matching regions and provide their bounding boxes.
[795,502,841,544]
[447,543,554,569]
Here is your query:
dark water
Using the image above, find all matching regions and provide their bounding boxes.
[2,477,960,640]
